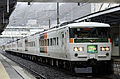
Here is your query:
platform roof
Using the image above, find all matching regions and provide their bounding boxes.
[74,5,120,25]
[17,0,120,3]
[0,0,17,34]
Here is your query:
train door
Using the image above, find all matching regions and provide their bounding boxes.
[61,32,67,53]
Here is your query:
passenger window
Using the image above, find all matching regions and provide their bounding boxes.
[50,38,52,46]
[41,40,42,46]
[30,42,31,47]
[62,34,64,45]
[32,42,33,47]
[40,41,41,46]
[57,37,59,45]
[34,42,35,46]
[53,38,56,45]
[62,34,64,38]
[41,40,43,46]
[41,40,44,46]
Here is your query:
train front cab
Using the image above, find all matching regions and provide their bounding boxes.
[67,26,113,74]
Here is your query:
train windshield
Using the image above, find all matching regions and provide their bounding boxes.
[69,27,111,43]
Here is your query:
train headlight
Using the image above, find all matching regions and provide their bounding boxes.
[105,47,110,51]
[101,47,105,51]
[100,47,110,51]
[74,47,78,51]
[78,47,84,51]
[73,47,84,51]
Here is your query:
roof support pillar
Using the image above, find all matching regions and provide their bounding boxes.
[118,24,120,56]
[7,0,9,13]
[57,2,59,25]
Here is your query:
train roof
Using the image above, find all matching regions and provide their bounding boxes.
[64,22,110,28]
[33,22,110,35]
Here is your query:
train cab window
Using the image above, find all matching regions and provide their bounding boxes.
[69,27,110,38]
[57,37,59,45]
[69,27,110,43]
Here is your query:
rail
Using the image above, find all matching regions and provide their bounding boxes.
[4,54,47,79]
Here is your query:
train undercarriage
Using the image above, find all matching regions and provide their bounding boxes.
[5,50,113,75]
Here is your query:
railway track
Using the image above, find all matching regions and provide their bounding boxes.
[2,51,115,79]
[2,53,47,79]
[14,60,47,79]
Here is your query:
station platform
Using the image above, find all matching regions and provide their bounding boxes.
[0,52,36,79]
[113,58,120,79]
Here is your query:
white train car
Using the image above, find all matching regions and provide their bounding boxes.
[5,22,113,74]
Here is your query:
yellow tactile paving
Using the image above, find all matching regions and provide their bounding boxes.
[0,62,10,79]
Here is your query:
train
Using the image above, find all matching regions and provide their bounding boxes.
[4,22,113,74]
